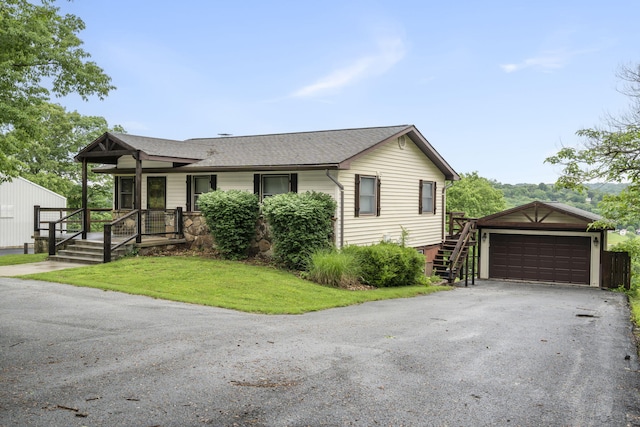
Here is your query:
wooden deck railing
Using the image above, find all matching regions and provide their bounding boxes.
[47,208,84,255]
[104,210,140,263]
[34,206,112,233]
[36,207,184,260]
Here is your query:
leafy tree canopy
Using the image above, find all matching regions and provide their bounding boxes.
[0,0,115,180]
[545,63,640,228]
[446,171,506,218]
[5,102,123,207]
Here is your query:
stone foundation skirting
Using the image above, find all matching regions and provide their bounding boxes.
[182,212,273,256]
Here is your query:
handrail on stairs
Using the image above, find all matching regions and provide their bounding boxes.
[48,208,85,256]
[447,219,477,280]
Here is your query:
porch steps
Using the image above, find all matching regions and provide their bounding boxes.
[49,240,131,264]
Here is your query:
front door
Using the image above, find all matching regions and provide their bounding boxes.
[146,177,166,234]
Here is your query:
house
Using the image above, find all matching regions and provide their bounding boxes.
[0,177,66,248]
[476,201,613,287]
[70,124,459,262]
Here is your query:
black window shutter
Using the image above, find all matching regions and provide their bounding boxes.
[186,175,192,211]
[419,180,423,214]
[354,174,360,217]
[253,174,261,196]
[433,182,437,214]
[210,175,217,191]
[290,173,298,193]
[376,177,381,217]
[114,177,120,210]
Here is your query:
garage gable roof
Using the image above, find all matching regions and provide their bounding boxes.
[477,201,608,231]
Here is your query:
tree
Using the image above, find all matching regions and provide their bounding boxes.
[5,102,123,207]
[545,63,640,228]
[0,0,115,180]
[446,171,506,218]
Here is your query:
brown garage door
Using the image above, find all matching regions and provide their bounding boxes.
[489,234,590,285]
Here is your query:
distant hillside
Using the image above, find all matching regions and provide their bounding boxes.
[492,182,628,215]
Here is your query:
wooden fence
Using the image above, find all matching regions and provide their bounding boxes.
[601,251,631,290]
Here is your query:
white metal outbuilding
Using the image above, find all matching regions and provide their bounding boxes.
[0,177,66,248]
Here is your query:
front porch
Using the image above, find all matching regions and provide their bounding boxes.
[34,207,187,263]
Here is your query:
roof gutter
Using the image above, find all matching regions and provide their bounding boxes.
[325,170,344,249]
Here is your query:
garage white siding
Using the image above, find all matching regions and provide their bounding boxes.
[0,177,66,248]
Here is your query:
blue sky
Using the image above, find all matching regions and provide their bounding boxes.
[57,0,639,184]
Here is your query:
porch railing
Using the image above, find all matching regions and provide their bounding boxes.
[34,206,112,234]
[36,207,184,260]
[104,210,139,263]
[103,208,184,263]
[47,208,84,256]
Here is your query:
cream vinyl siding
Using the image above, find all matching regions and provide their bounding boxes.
[114,173,185,209]
[121,171,338,211]
[339,138,445,247]
[117,156,173,169]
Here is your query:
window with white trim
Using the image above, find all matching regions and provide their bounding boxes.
[117,176,135,209]
[253,173,298,200]
[419,180,436,214]
[355,174,380,217]
[186,175,216,211]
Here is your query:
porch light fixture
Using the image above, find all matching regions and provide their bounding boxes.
[593,236,599,247]
[482,232,487,242]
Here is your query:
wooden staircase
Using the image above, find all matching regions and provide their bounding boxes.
[49,240,131,265]
[433,214,478,284]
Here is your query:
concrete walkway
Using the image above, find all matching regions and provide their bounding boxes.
[0,261,88,277]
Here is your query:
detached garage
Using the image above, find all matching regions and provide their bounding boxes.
[477,201,609,287]
[0,177,66,248]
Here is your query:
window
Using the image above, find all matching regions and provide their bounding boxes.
[419,180,436,214]
[262,175,289,198]
[116,176,135,209]
[186,175,216,211]
[355,174,380,217]
[253,173,298,200]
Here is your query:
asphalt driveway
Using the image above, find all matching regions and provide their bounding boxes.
[1,278,639,426]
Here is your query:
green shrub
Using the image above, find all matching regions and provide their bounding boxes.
[307,249,361,288]
[262,192,337,270]
[343,242,426,287]
[197,190,260,259]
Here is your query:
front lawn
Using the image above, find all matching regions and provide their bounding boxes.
[20,256,450,314]
[0,253,48,266]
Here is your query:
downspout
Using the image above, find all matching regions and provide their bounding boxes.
[325,170,344,249]
[442,182,454,241]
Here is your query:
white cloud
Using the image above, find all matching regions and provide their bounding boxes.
[500,51,569,73]
[500,44,601,74]
[292,36,406,98]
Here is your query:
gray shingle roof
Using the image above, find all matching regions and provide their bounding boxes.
[85,125,459,180]
[540,201,602,222]
[184,125,411,168]
[108,134,212,160]
[477,200,603,225]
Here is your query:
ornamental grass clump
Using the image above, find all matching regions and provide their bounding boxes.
[307,249,361,288]
[197,190,260,260]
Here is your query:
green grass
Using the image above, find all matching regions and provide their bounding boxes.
[607,230,637,248]
[20,256,450,314]
[630,294,640,325]
[0,253,48,266]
